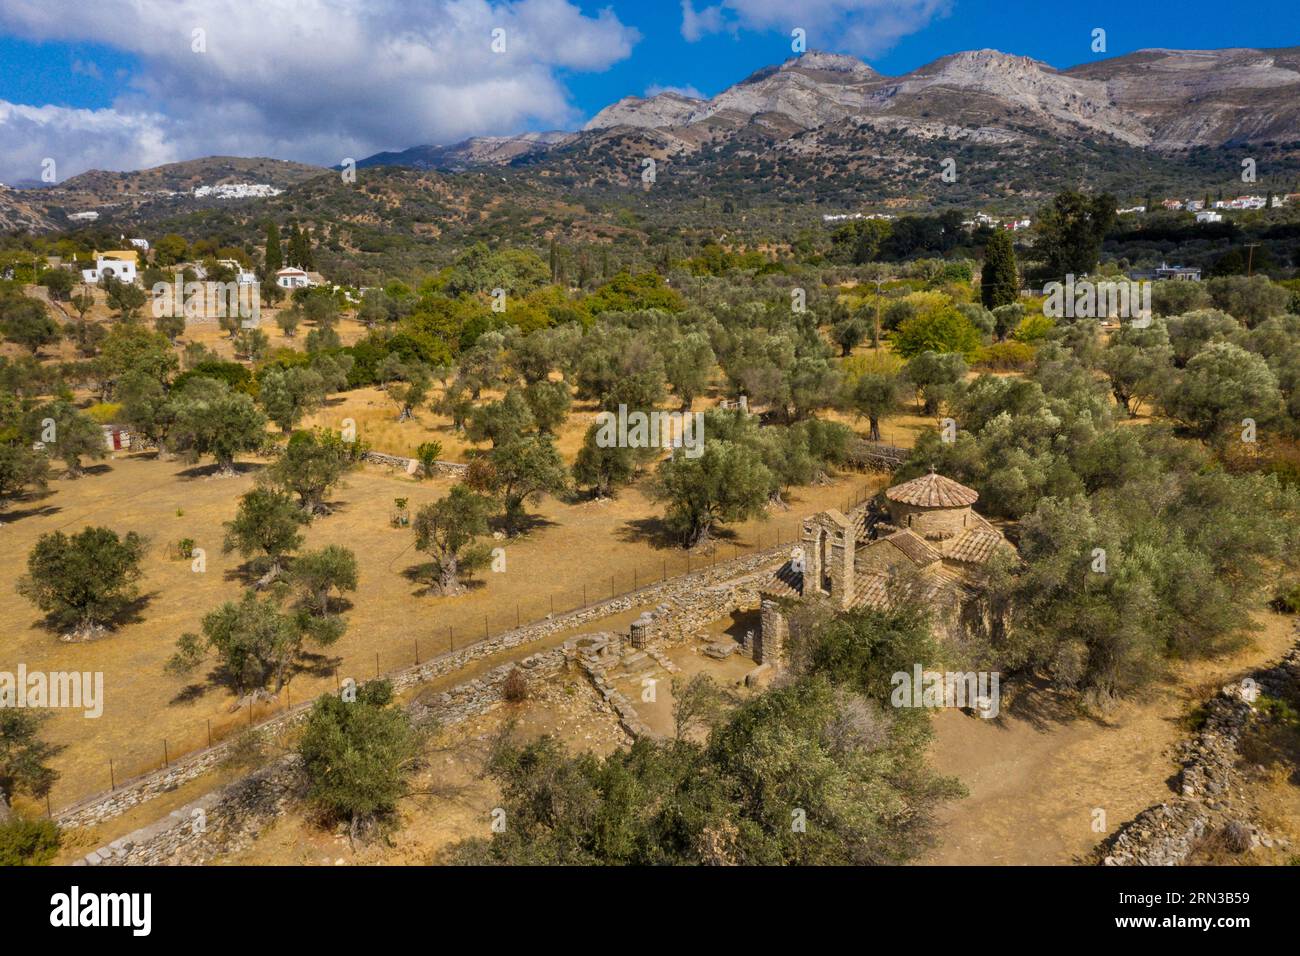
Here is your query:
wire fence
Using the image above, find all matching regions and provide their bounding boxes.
[48,482,879,817]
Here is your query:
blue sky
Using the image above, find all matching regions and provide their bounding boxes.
[565,0,1300,112]
[0,0,1296,183]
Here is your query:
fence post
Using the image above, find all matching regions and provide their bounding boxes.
[110,758,115,791]
[449,625,454,651]
[163,739,168,768]
[415,639,419,665]
[206,718,212,749]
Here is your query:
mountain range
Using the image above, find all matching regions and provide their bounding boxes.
[5,46,1300,235]
[360,46,1300,172]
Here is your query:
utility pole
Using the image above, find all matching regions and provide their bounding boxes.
[1244,243,1260,277]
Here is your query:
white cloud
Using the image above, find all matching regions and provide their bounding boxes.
[69,58,102,80]
[0,0,640,181]
[645,83,706,100]
[679,0,950,56]
[0,101,178,184]
[680,0,726,42]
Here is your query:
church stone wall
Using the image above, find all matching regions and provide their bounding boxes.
[887,502,972,538]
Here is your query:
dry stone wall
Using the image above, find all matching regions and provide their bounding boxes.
[77,647,574,866]
[363,450,468,476]
[1099,636,1300,865]
[65,545,787,857]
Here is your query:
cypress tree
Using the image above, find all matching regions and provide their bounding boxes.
[265,222,283,275]
[980,229,1018,310]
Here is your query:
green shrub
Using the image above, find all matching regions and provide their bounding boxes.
[0,818,60,866]
[1012,312,1055,343]
[85,402,123,425]
[415,441,443,480]
[972,341,1036,371]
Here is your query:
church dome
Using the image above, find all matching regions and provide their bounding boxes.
[885,471,979,509]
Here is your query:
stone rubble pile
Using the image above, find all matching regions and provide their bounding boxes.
[1100,638,1300,865]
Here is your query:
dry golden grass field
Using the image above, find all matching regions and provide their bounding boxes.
[3,445,884,814]
[25,283,1291,868]
[6,283,943,817]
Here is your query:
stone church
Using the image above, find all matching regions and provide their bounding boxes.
[750,470,1014,665]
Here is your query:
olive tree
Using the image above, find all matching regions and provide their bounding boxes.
[18,527,145,639]
[412,484,492,594]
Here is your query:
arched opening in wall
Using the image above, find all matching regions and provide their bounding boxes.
[820,528,832,594]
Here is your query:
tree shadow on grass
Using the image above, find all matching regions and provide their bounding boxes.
[64,463,113,478]
[169,649,345,707]
[311,495,350,517]
[175,461,264,481]
[616,515,683,550]
[296,649,345,681]
[618,515,739,553]
[486,511,557,538]
[0,499,61,523]
[170,681,219,705]
[28,591,156,640]
[222,559,269,588]
[400,561,486,598]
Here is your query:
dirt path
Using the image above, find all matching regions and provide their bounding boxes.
[921,613,1298,865]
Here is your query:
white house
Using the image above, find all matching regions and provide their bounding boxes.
[128,237,151,253]
[81,254,138,284]
[1155,262,1201,281]
[275,267,314,289]
[1195,210,1222,223]
[217,258,258,285]
[1228,195,1266,210]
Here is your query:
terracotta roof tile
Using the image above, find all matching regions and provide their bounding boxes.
[883,529,942,566]
[885,472,979,508]
[942,529,1006,564]
[758,560,804,599]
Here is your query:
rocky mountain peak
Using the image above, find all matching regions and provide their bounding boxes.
[780,50,879,76]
